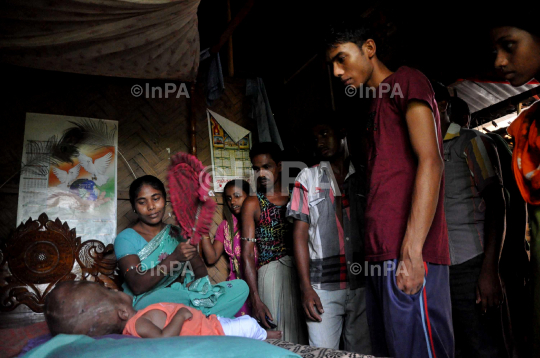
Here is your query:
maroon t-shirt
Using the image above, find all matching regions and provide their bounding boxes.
[364,66,450,265]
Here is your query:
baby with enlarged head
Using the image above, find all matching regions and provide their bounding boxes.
[44,281,281,340]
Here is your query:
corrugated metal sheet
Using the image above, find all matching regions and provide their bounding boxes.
[448,80,539,113]
[473,111,518,133]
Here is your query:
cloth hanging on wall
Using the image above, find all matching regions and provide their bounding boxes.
[0,0,201,81]
[246,78,284,149]
[200,48,225,106]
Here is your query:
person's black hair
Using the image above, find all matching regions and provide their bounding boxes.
[310,110,347,133]
[222,179,252,240]
[430,80,451,104]
[486,10,538,38]
[323,20,378,52]
[449,97,471,127]
[249,142,283,164]
[223,179,251,197]
[129,175,166,209]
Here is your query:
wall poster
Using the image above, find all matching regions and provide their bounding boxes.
[207,109,252,193]
[17,113,118,245]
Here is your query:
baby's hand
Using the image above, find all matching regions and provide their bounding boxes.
[179,307,193,321]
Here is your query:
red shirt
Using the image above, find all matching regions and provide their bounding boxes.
[364,66,449,265]
[123,303,225,337]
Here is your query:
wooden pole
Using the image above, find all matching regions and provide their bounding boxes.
[284,54,318,85]
[226,0,234,77]
[210,0,254,55]
[327,64,336,111]
[190,82,197,156]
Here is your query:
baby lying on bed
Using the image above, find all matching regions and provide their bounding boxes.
[44,281,281,340]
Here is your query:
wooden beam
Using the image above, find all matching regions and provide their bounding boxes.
[327,64,335,111]
[190,82,197,156]
[210,0,254,55]
[226,0,234,77]
[0,184,18,195]
[284,54,318,85]
[118,190,129,200]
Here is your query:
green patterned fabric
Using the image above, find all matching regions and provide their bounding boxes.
[122,225,186,307]
[118,225,249,318]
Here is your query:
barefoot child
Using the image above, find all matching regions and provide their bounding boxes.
[200,179,258,316]
[44,281,281,340]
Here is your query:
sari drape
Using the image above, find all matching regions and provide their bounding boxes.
[115,225,248,317]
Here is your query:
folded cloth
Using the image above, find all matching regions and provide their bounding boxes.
[179,273,225,309]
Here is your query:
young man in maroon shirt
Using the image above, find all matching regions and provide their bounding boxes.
[325,23,453,358]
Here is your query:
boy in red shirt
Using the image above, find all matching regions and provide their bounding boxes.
[324,22,452,358]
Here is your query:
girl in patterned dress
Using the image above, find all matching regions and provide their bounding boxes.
[200,179,258,317]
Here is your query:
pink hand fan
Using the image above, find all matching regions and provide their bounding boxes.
[168,152,216,245]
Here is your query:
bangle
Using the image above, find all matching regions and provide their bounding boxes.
[241,237,257,242]
[126,264,140,274]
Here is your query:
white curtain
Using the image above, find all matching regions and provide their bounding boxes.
[0,0,201,80]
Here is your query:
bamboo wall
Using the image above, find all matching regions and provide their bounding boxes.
[0,65,254,284]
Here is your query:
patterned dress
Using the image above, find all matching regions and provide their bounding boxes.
[254,191,307,344]
[255,192,292,268]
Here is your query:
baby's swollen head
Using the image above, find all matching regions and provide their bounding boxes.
[44,281,134,336]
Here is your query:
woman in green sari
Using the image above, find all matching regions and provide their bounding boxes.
[114,175,248,318]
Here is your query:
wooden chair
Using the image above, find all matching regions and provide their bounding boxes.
[0,213,120,328]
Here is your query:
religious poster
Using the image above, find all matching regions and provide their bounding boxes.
[207,109,252,192]
[17,113,118,245]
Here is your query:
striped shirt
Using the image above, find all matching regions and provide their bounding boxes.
[443,123,503,265]
[286,161,365,290]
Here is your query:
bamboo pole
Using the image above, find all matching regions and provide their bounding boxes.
[226,0,234,77]
[190,82,197,156]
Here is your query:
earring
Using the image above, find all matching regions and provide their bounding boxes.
[133,209,136,213]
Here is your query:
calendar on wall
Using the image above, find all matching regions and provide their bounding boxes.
[207,109,252,193]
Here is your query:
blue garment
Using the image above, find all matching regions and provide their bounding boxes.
[114,227,249,318]
[366,259,454,358]
[114,228,150,260]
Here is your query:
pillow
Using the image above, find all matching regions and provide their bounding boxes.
[22,334,302,358]
[17,334,134,357]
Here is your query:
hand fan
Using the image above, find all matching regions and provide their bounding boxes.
[168,152,216,245]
